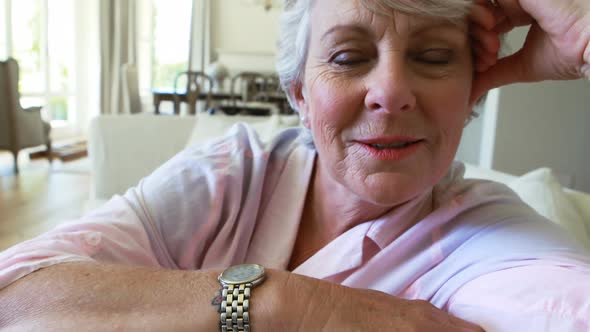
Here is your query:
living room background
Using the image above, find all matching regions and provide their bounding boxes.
[0,0,100,140]
[0,0,284,139]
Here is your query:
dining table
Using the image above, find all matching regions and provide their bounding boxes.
[151,88,232,115]
[152,89,291,115]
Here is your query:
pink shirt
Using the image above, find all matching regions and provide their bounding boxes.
[1,124,589,331]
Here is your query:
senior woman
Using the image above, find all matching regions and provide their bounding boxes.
[2,0,590,330]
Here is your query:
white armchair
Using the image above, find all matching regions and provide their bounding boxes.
[0,58,52,173]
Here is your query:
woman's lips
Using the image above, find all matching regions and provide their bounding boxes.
[355,137,425,161]
[356,136,423,145]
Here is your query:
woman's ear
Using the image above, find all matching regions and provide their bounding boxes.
[292,80,306,109]
[291,81,311,128]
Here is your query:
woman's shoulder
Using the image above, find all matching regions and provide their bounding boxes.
[433,161,522,210]
[133,124,314,269]
[138,123,314,219]
[431,162,563,239]
[158,123,306,179]
[181,122,308,162]
[432,161,585,254]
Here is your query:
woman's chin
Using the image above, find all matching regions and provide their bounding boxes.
[353,174,428,207]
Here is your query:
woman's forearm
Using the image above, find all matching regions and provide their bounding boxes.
[0,262,483,331]
[0,262,223,331]
[0,262,327,331]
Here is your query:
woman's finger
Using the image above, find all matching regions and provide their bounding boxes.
[468,2,497,30]
[493,0,534,26]
[472,41,498,70]
[470,48,528,104]
[470,24,501,55]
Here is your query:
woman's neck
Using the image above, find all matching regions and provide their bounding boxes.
[309,162,390,238]
[288,157,431,270]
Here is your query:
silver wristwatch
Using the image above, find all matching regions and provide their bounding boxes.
[218,264,266,332]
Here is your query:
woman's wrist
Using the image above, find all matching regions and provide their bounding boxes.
[251,269,336,332]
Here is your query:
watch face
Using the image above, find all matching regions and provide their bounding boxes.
[219,264,265,285]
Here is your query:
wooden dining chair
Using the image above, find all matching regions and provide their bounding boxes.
[173,71,214,115]
[229,72,268,106]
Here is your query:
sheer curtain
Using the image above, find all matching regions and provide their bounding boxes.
[99,0,137,115]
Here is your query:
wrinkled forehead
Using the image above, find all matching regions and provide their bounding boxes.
[358,0,471,20]
[310,0,470,36]
[309,0,471,19]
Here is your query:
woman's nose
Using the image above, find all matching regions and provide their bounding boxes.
[364,58,417,113]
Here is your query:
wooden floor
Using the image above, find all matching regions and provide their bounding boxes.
[0,152,91,251]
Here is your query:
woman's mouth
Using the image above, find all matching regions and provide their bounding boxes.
[367,141,417,150]
[355,137,425,161]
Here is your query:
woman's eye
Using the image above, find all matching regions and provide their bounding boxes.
[415,49,454,65]
[331,51,368,66]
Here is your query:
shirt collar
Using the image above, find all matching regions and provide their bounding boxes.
[293,221,372,279]
[366,161,467,249]
[366,189,434,250]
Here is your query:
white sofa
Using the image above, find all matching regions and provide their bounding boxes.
[88,114,590,248]
[87,114,299,200]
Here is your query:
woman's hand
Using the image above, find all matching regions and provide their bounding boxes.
[469,0,590,103]
[289,277,484,331]
[326,286,484,331]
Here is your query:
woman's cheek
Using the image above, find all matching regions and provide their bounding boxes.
[315,121,340,151]
[310,86,361,132]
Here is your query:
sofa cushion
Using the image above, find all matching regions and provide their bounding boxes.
[185,113,300,147]
[566,190,590,226]
[507,168,590,249]
[89,115,196,199]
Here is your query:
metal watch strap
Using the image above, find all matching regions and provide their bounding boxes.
[219,283,253,332]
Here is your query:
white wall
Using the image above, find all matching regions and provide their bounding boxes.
[210,0,281,56]
[493,79,590,191]
[475,27,590,192]
[455,102,487,164]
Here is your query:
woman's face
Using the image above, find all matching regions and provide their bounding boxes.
[295,0,474,206]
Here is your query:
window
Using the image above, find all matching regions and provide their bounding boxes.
[47,0,76,122]
[0,1,7,58]
[1,0,77,126]
[152,0,192,89]
[138,0,193,93]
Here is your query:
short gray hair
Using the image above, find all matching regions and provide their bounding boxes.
[276,0,475,113]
